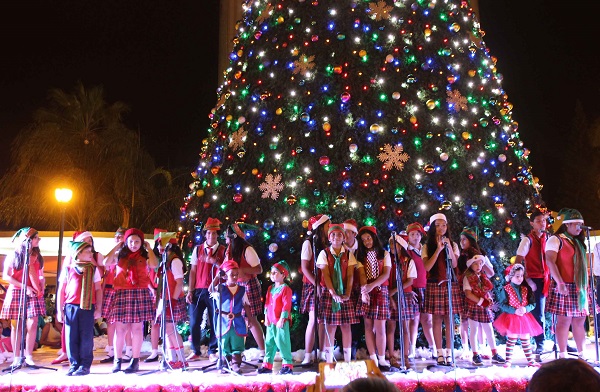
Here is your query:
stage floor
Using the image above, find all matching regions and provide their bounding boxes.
[0,341,595,392]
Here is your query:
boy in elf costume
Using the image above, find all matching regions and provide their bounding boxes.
[57,241,103,376]
[209,260,251,374]
[258,261,294,375]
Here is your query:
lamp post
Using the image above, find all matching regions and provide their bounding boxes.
[55,188,73,280]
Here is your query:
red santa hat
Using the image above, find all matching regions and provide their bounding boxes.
[429,213,447,225]
[74,231,93,243]
[505,263,525,282]
[309,214,330,232]
[406,222,425,235]
[343,219,359,234]
[358,226,377,238]
[466,254,486,268]
[328,223,346,237]
[220,260,240,272]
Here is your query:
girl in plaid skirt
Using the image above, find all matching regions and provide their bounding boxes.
[545,208,589,359]
[422,213,461,366]
[0,227,45,369]
[300,214,329,365]
[104,228,158,373]
[344,219,366,362]
[463,254,505,366]
[356,226,394,370]
[317,224,358,363]
[386,233,417,369]
[226,223,266,359]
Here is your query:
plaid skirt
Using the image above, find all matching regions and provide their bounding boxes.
[0,287,45,319]
[359,286,391,320]
[101,287,116,318]
[463,299,494,323]
[108,288,154,323]
[414,287,427,314]
[318,290,359,325]
[155,296,187,324]
[238,277,263,317]
[389,291,416,321]
[300,282,315,313]
[423,281,463,315]
[351,285,363,316]
[546,281,589,318]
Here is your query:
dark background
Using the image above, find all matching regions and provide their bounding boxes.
[1,1,599,210]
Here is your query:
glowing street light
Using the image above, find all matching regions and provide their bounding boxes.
[55,188,73,279]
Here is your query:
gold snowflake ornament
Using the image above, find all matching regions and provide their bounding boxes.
[259,173,284,200]
[293,55,316,75]
[228,127,247,151]
[378,143,410,171]
[446,89,468,112]
[256,4,274,25]
[368,1,394,21]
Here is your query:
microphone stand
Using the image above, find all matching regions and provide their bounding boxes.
[443,240,456,369]
[3,239,56,373]
[389,232,410,373]
[142,246,186,374]
[583,228,600,366]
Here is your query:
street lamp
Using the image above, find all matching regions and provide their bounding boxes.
[55,188,73,280]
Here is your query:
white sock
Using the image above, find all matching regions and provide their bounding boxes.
[106,346,114,356]
[559,351,567,359]
[378,355,390,366]
[343,348,351,362]
[325,347,334,362]
[125,346,132,357]
[369,354,378,366]
[437,348,444,357]
[149,349,158,358]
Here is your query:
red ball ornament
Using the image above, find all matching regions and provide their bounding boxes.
[203,202,210,209]
[340,92,351,102]
[319,156,330,166]
[233,193,243,203]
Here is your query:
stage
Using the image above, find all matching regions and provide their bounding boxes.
[0,342,592,392]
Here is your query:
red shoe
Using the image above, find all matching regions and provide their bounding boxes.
[51,355,69,365]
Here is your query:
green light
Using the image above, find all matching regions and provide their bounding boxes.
[413,137,422,149]
[300,198,308,206]
[219,204,226,211]
[325,65,333,75]
[379,93,387,102]
[439,13,448,22]
[365,217,375,226]
[285,161,295,170]
[323,165,332,172]
[361,155,373,164]
[241,89,249,97]
[510,231,518,240]
[259,153,265,164]
[326,98,334,105]
[213,178,221,186]
[258,64,264,71]
[480,212,494,226]
[450,160,458,170]
[262,232,271,241]
[395,187,405,195]
[361,55,368,63]
[371,33,378,41]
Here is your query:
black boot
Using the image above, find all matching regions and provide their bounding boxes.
[112,358,122,373]
[124,358,140,374]
[232,354,242,374]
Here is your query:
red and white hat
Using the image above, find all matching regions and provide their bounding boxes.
[343,219,359,234]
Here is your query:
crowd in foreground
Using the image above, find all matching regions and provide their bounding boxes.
[0,207,596,376]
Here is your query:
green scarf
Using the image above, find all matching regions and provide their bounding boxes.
[330,251,345,313]
[561,233,588,311]
[74,261,95,310]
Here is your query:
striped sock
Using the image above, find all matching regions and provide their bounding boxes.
[505,337,516,363]
[522,340,534,364]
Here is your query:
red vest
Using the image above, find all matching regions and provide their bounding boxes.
[235,245,257,281]
[64,265,97,305]
[104,265,115,286]
[165,261,184,299]
[555,235,575,283]
[114,254,152,289]
[427,247,457,282]
[504,283,529,309]
[524,231,548,279]
[320,248,350,287]
[194,244,226,289]
[10,253,43,290]
[408,248,427,289]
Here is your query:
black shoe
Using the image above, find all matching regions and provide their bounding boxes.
[278,366,293,375]
[100,355,114,363]
[378,364,391,372]
[472,354,483,366]
[566,345,578,353]
[124,358,140,374]
[257,366,272,374]
[73,366,90,376]
[66,364,79,376]
[534,346,544,355]
[144,354,159,363]
[491,353,506,364]
[112,358,122,373]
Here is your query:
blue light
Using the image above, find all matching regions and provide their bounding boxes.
[367,135,373,142]
[261,110,267,116]
[268,252,274,259]
[377,111,383,117]
[388,222,395,229]
[310,147,316,153]
[328,23,335,31]
[483,169,488,174]
[322,85,329,91]
[280,233,287,239]
[359,119,365,126]
[343,181,351,188]
[468,211,475,217]
[235,185,241,191]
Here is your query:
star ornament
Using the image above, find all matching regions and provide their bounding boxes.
[368,1,394,21]
[378,143,410,171]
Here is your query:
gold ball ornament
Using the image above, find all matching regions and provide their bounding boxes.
[277,16,284,24]
[196,189,205,197]
[302,220,309,229]
[275,108,283,115]
[359,50,367,57]
[370,123,381,133]
[426,100,436,110]
[451,23,460,32]
[323,122,331,132]
[441,200,452,210]
[226,115,233,122]
[252,168,259,175]
[468,69,477,77]
[424,28,432,37]
[461,131,471,140]
[286,195,297,205]
[410,116,418,124]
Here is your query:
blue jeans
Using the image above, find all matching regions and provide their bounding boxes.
[188,288,218,354]
[65,303,95,368]
[530,277,546,346]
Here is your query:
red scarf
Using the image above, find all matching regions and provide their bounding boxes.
[125,250,142,286]
[466,271,493,302]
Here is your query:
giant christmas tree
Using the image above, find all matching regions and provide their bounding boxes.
[181,0,542,274]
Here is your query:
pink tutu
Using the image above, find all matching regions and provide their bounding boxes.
[493,312,543,336]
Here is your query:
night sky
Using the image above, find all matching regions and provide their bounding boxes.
[1,1,599,210]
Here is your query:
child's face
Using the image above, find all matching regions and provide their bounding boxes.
[345,230,357,244]
[115,233,123,243]
[511,270,524,285]
[270,268,285,283]
[460,235,470,250]
[29,234,40,248]
[530,215,547,232]
[434,220,447,236]
[77,247,93,262]
[360,233,374,249]
[469,259,483,274]
[329,231,345,248]
[408,231,421,246]
[126,235,142,252]
[226,268,239,284]
[205,230,218,245]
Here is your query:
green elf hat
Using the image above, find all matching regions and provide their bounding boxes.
[558,208,584,224]
[328,223,346,237]
[12,227,38,243]
[272,260,291,278]
[460,227,478,243]
[70,241,91,259]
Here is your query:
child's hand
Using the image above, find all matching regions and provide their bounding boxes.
[331,293,343,303]
[361,284,374,295]
[276,319,285,328]
[361,292,370,304]
[526,278,537,292]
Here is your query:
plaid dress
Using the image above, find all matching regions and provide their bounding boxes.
[546,281,589,317]
[108,288,154,323]
[300,282,315,313]
[238,277,263,317]
[462,273,494,323]
[317,247,359,325]
[423,245,463,315]
[0,287,45,319]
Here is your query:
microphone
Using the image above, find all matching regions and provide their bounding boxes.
[579,225,594,230]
